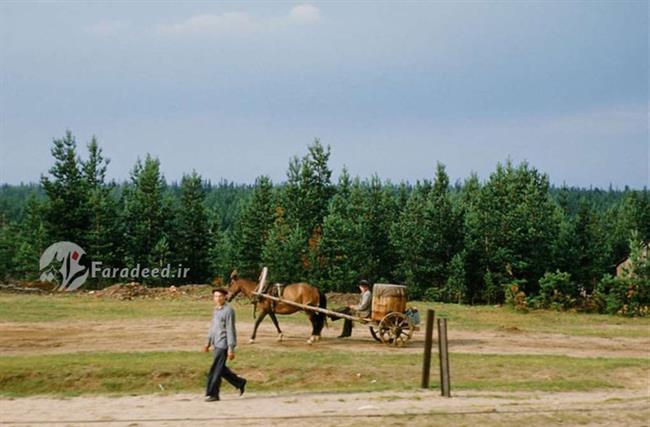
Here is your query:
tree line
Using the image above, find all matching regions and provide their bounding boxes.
[0,132,648,314]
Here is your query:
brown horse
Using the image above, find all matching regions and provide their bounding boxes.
[226,271,327,344]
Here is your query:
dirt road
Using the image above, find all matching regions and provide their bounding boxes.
[1,311,648,426]
[1,388,648,426]
[1,318,648,358]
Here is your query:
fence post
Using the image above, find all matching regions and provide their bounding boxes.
[421,309,435,388]
[438,318,451,397]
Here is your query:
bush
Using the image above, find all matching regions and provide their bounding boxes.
[445,252,467,304]
[504,281,528,311]
[423,286,443,302]
[483,271,505,305]
[531,270,577,310]
[593,236,650,316]
[594,274,649,317]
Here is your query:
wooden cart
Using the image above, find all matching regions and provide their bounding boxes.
[366,283,417,346]
[253,267,418,347]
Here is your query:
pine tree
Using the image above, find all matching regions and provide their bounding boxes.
[396,182,410,210]
[425,163,463,290]
[176,171,211,283]
[464,160,561,301]
[390,164,462,300]
[446,251,468,304]
[607,190,650,269]
[210,229,235,284]
[40,131,91,247]
[281,140,335,281]
[10,196,48,280]
[0,215,18,280]
[358,175,399,282]
[572,198,610,292]
[459,173,483,303]
[81,137,120,276]
[121,155,169,273]
[390,181,432,299]
[318,168,364,291]
[261,207,307,283]
[231,176,275,278]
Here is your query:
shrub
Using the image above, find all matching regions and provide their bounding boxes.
[532,270,577,310]
[593,236,650,316]
[445,252,467,304]
[483,271,505,305]
[594,274,649,317]
[504,281,528,311]
[423,287,443,302]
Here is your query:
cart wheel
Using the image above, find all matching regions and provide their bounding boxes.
[369,326,382,342]
[378,312,414,347]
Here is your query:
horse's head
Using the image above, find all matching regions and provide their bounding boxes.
[226,269,241,302]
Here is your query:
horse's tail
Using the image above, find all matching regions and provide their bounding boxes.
[314,289,327,335]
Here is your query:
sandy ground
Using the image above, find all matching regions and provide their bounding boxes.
[1,389,649,427]
[1,316,649,426]
[1,318,648,358]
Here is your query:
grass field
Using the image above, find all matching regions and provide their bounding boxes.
[1,293,648,338]
[0,292,648,399]
[0,349,646,397]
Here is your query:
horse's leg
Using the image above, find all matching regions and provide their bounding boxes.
[307,289,327,343]
[307,311,319,344]
[312,312,325,339]
[268,311,283,342]
[250,311,268,344]
[313,313,322,342]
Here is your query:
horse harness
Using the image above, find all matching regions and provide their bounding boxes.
[269,283,285,311]
[254,281,285,311]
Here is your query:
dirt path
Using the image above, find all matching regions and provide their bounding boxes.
[1,318,648,358]
[1,388,648,427]
[2,313,649,426]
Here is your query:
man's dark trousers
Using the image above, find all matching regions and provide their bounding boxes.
[206,347,246,398]
[331,307,353,336]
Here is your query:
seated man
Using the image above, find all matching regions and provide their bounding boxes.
[331,279,372,338]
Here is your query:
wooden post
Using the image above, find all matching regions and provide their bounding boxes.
[421,309,435,389]
[437,318,451,397]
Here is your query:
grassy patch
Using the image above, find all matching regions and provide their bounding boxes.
[417,302,650,339]
[1,293,648,338]
[0,294,307,324]
[0,293,207,322]
[0,349,646,397]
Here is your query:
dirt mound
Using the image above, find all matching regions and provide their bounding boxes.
[0,281,56,293]
[90,283,213,300]
[148,284,214,300]
[91,282,149,299]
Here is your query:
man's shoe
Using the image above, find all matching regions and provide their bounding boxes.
[239,379,247,396]
[337,334,351,339]
[205,396,219,402]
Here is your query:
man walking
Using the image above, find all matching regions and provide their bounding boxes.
[203,288,247,402]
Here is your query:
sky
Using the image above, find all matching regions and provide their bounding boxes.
[0,1,648,188]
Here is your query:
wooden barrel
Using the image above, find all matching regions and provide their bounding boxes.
[371,284,407,322]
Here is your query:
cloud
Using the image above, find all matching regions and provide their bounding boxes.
[288,4,321,24]
[154,4,320,37]
[84,20,129,36]
[156,12,256,36]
